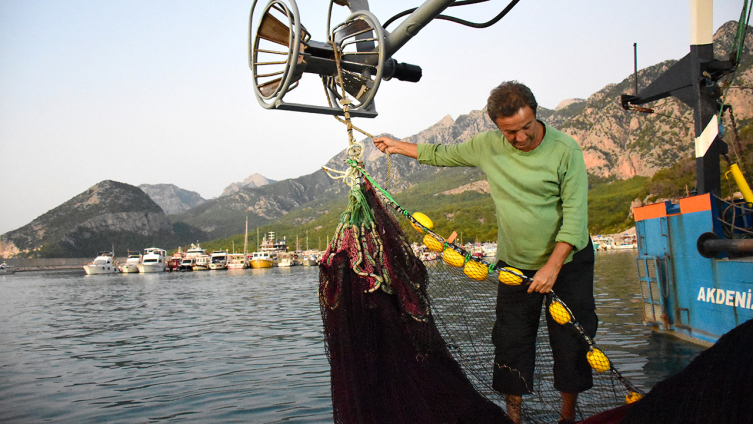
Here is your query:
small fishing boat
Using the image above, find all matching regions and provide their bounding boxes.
[278,253,298,267]
[83,251,119,275]
[209,251,228,270]
[226,253,248,269]
[182,243,208,271]
[179,257,196,271]
[592,235,616,251]
[614,233,637,250]
[167,247,185,272]
[0,262,14,274]
[301,254,319,266]
[227,217,250,270]
[193,255,211,271]
[118,250,142,273]
[250,251,274,268]
[482,242,497,258]
[166,257,182,272]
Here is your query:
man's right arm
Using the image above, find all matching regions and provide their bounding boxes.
[373,136,418,159]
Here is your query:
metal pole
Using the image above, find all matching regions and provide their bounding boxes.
[697,232,753,258]
[690,0,724,196]
[383,0,456,58]
[633,43,638,95]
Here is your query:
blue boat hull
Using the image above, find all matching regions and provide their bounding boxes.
[634,193,753,345]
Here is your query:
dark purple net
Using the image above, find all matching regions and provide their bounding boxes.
[319,180,510,424]
[615,318,753,424]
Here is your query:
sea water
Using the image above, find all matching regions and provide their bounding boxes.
[0,251,704,423]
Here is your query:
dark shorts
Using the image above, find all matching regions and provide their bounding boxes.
[491,239,597,395]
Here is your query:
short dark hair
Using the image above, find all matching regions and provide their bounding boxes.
[486,81,538,122]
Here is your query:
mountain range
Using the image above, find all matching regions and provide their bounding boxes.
[2,21,751,258]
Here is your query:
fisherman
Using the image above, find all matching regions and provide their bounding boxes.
[373,81,596,424]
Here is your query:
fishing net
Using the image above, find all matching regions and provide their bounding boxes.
[319,179,511,424]
[318,170,643,424]
[585,318,753,424]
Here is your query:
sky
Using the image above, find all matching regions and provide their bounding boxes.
[0,0,745,235]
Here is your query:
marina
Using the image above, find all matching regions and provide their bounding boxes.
[0,251,705,423]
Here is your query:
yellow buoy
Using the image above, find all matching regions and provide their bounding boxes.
[411,212,433,233]
[464,260,489,281]
[498,267,524,286]
[587,348,611,373]
[423,234,444,252]
[548,300,571,325]
[625,391,643,404]
[442,248,465,267]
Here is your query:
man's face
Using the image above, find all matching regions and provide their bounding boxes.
[494,106,539,152]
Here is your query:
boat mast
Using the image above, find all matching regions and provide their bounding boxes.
[621,0,733,196]
[244,216,248,257]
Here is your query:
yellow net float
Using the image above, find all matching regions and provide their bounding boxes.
[463,260,489,281]
[423,234,444,252]
[498,267,524,286]
[442,248,465,267]
[587,348,611,373]
[410,212,433,233]
[548,299,572,325]
[625,391,643,404]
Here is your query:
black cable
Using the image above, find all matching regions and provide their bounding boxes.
[383,0,491,29]
[383,0,520,30]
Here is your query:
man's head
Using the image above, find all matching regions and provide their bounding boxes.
[486,81,538,122]
[487,82,542,152]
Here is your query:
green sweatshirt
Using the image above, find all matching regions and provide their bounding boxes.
[417,122,589,270]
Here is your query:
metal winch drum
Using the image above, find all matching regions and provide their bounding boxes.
[248,0,452,118]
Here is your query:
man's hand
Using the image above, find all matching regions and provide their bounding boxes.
[527,242,573,294]
[373,136,397,154]
[373,136,418,159]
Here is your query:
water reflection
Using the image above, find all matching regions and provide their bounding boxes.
[0,253,706,423]
[593,250,705,389]
[0,268,332,424]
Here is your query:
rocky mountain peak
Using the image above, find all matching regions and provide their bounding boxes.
[221,173,277,197]
[556,99,585,110]
[139,183,206,215]
[1,180,174,258]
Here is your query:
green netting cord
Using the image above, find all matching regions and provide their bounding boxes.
[719,0,751,119]
[340,180,376,227]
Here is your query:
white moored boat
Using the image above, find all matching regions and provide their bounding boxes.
[181,243,208,271]
[193,255,211,271]
[137,247,167,273]
[301,252,321,266]
[227,217,250,270]
[0,262,15,274]
[83,251,119,275]
[278,253,298,267]
[118,250,142,273]
[180,257,196,271]
[209,251,228,270]
[227,253,248,269]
